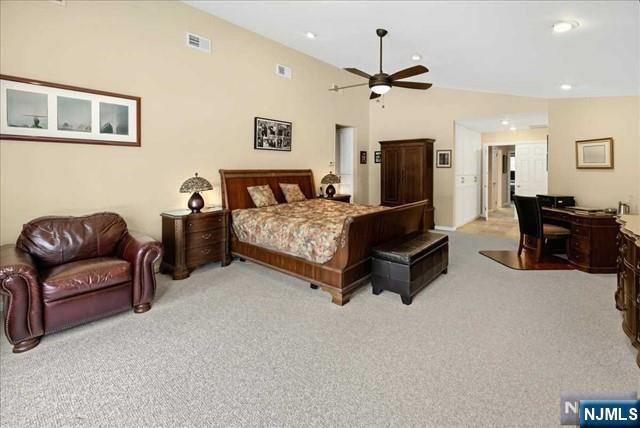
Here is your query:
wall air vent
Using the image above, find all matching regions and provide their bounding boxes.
[276,64,292,79]
[186,32,211,54]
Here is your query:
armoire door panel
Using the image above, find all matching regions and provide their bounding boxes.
[401,145,425,203]
[381,147,402,205]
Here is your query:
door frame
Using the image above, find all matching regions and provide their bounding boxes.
[481,140,546,219]
[335,124,357,201]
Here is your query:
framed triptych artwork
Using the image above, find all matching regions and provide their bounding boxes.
[0,74,140,147]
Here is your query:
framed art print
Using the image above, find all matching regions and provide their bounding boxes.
[360,151,367,164]
[436,149,452,168]
[575,138,613,169]
[254,117,292,151]
[374,151,382,163]
[0,74,140,146]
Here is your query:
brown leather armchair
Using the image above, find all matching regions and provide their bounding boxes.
[0,212,163,353]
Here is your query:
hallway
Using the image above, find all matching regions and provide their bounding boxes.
[457,207,519,240]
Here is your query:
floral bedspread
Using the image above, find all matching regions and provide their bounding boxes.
[232,198,387,264]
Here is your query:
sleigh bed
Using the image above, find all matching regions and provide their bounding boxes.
[219,169,427,305]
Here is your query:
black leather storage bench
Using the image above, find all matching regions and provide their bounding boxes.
[371,231,448,305]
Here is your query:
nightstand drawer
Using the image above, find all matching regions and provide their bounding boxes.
[186,245,223,267]
[185,214,224,233]
[186,229,225,249]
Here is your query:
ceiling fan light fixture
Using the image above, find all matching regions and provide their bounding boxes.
[371,84,391,95]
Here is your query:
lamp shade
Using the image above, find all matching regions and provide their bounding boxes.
[179,173,213,193]
[320,172,340,185]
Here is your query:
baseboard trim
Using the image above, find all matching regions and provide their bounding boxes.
[435,225,457,231]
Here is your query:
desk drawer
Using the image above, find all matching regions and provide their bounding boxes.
[570,235,590,253]
[568,246,590,265]
[571,223,591,239]
[185,214,225,233]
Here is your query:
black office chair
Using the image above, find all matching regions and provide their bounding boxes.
[513,195,570,262]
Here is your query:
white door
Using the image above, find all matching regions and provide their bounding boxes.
[481,145,489,219]
[515,142,548,196]
[335,127,355,197]
[455,123,482,226]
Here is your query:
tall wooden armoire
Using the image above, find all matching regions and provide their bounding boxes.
[380,138,435,229]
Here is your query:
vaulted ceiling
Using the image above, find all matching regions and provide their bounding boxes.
[185,1,639,98]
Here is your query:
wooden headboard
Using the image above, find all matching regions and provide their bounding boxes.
[219,169,317,211]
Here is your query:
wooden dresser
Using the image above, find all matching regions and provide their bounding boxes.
[160,207,230,280]
[542,207,618,273]
[616,215,640,368]
[380,138,435,229]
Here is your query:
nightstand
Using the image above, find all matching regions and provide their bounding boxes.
[160,207,230,280]
[322,194,351,203]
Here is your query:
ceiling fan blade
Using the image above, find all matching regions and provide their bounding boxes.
[392,81,433,90]
[344,68,372,80]
[389,65,429,81]
[370,92,381,100]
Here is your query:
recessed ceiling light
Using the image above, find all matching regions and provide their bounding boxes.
[553,20,580,33]
[305,31,317,39]
[560,83,572,90]
[411,54,422,61]
[501,119,509,125]
[509,126,517,131]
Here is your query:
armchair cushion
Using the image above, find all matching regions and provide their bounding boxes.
[41,257,131,303]
[16,212,127,267]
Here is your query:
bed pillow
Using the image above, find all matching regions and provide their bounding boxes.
[247,185,278,207]
[279,183,307,203]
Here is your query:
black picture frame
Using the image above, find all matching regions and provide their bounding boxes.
[254,117,292,151]
[360,151,367,164]
[374,151,382,163]
[435,149,452,168]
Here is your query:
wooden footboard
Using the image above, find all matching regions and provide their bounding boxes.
[220,169,426,305]
[230,200,426,305]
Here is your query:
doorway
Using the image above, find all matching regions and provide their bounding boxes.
[482,140,548,219]
[335,125,355,198]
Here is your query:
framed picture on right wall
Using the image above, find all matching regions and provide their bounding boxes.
[435,149,452,168]
[575,138,614,169]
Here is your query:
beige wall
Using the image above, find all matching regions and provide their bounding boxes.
[0,1,370,243]
[482,128,548,144]
[368,88,547,226]
[548,96,640,212]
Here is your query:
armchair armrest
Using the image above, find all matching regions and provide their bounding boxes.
[0,245,44,348]
[117,232,163,312]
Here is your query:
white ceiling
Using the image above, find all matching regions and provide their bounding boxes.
[184,0,639,98]
[457,112,548,133]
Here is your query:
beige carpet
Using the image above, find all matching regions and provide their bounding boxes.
[1,232,637,427]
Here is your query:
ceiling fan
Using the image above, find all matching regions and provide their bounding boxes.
[330,28,432,99]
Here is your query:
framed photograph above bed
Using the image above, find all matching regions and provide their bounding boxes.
[0,74,140,147]
[254,117,292,151]
[575,138,614,169]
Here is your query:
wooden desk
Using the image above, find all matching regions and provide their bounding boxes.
[542,207,618,273]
